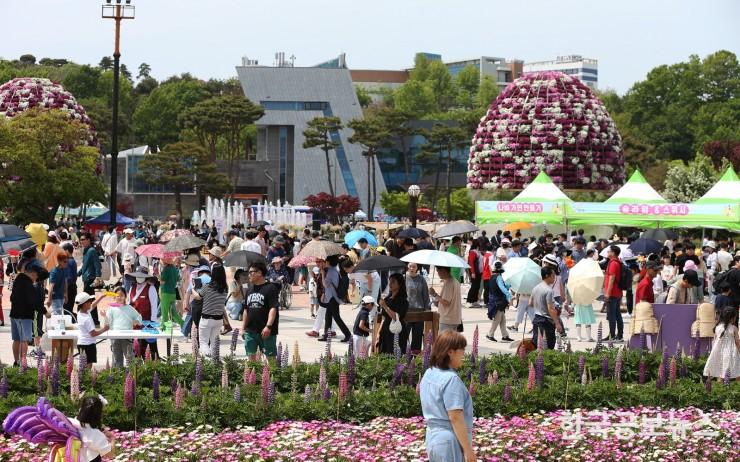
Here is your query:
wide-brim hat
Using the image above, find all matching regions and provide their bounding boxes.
[208,247,223,258]
[271,256,283,264]
[542,254,559,267]
[184,253,201,267]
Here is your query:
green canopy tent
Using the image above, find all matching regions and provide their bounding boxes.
[662,167,740,231]
[475,172,572,225]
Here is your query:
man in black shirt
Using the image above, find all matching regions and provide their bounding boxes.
[726,256,740,307]
[242,261,279,361]
[675,243,700,274]
[10,263,43,366]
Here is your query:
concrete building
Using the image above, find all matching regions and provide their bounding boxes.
[443,56,524,89]
[524,55,598,89]
[235,63,386,215]
[350,69,409,103]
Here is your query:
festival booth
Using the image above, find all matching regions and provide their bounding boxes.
[627,303,714,356]
[85,211,136,235]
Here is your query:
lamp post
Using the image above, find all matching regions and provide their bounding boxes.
[102,0,135,226]
[408,184,421,228]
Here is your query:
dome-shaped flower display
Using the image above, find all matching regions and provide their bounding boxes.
[467,71,624,191]
[0,77,98,148]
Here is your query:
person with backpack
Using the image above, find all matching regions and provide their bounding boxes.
[603,245,624,343]
[317,255,352,343]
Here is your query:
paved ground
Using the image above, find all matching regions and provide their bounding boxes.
[0,279,636,366]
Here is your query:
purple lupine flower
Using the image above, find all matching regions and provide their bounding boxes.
[145,348,152,362]
[669,358,677,386]
[724,368,731,386]
[601,356,609,379]
[248,368,257,385]
[339,371,348,401]
[172,343,179,363]
[51,363,59,396]
[391,363,405,388]
[393,333,401,360]
[662,349,670,381]
[478,356,487,385]
[175,384,185,409]
[535,352,544,387]
[347,345,356,386]
[190,380,200,397]
[36,357,44,394]
[170,377,178,395]
[322,386,331,401]
[705,377,712,393]
[212,336,221,364]
[44,358,51,379]
[261,363,270,405]
[277,342,283,366]
[578,355,586,377]
[503,383,511,403]
[405,342,413,366]
[282,345,289,368]
[243,364,250,385]
[124,371,135,409]
[407,357,416,387]
[230,328,239,355]
[472,325,479,365]
[70,367,80,401]
[319,363,327,391]
[0,370,8,398]
[78,351,87,373]
[466,369,473,384]
[422,338,432,372]
[195,356,203,385]
[615,348,623,386]
[304,385,312,403]
[692,329,701,360]
[20,353,28,374]
[234,384,241,402]
[638,358,646,385]
[152,371,160,401]
[639,327,647,351]
[268,382,276,405]
[674,342,682,361]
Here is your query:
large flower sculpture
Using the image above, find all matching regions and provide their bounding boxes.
[467,71,624,191]
[0,77,98,148]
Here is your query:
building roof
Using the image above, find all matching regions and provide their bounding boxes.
[350,69,409,83]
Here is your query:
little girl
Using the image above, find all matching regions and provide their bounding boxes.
[703,306,740,381]
[308,266,319,318]
[68,395,114,462]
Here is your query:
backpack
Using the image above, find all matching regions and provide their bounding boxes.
[618,262,632,291]
[337,269,350,302]
[713,268,734,294]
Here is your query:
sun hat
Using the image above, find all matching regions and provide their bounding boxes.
[312,266,320,274]
[208,247,223,258]
[75,293,94,305]
[542,254,559,267]
[271,256,283,264]
[123,229,134,235]
[184,253,201,267]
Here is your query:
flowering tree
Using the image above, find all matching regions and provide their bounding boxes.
[662,153,719,202]
[467,72,624,192]
[304,193,360,224]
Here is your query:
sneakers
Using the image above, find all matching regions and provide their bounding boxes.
[500,337,514,342]
[305,330,319,337]
[485,335,497,342]
[508,325,518,332]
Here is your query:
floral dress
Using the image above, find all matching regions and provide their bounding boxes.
[703,324,740,379]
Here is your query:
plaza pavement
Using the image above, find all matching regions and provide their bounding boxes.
[0,278,636,366]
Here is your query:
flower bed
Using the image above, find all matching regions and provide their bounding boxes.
[1,338,738,431]
[0,407,737,461]
[467,71,624,191]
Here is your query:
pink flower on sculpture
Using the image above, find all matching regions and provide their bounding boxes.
[467,72,624,191]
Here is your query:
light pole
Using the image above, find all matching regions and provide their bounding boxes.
[408,184,421,228]
[102,0,135,226]
[264,170,277,202]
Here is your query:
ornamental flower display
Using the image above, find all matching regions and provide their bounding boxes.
[0,77,98,148]
[467,71,624,191]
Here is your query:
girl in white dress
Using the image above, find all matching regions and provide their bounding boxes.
[703,306,740,381]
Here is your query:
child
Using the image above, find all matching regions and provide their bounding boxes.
[105,287,142,368]
[352,296,374,354]
[703,306,740,381]
[68,395,114,462]
[308,266,319,318]
[75,293,110,367]
[713,282,734,313]
[46,253,69,316]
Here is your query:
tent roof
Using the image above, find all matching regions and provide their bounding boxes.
[605,169,666,203]
[695,167,740,204]
[513,171,572,203]
[86,211,136,225]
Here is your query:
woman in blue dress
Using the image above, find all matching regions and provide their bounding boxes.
[419,330,476,462]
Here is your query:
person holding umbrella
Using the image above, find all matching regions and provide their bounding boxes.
[430,266,463,333]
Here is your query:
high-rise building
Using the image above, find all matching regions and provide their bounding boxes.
[524,55,598,89]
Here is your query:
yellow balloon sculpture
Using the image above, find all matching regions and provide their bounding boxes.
[25,223,48,250]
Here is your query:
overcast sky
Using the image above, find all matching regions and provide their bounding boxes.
[3,0,738,94]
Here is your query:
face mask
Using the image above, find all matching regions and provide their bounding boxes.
[200,274,211,285]
[136,277,145,284]
[242,283,250,289]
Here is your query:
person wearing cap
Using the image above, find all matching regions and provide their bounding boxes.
[486,261,513,342]
[352,295,375,353]
[74,292,110,366]
[10,263,44,366]
[181,265,212,338]
[115,229,138,272]
[406,262,432,352]
[356,238,371,260]
[666,269,700,304]
[635,261,661,304]
[207,246,223,267]
[223,229,244,258]
[267,256,290,289]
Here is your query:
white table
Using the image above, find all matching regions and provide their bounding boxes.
[47,328,184,341]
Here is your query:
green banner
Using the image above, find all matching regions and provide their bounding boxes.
[476,201,566,225]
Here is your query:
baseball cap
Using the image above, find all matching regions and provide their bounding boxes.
[682,269,700,287]
[75,293,94,305]
[361,295,376,305]
[123,229,134,235]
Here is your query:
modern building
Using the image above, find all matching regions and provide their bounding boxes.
[235,62,386,215]
[443,56,524,89]
[524,55,598,89]
[350,69,409,103]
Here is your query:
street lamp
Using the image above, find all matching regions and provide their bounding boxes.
[102,0,135,226]
[408,184,421,228]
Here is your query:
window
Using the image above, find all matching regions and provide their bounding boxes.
[304,102,327,111]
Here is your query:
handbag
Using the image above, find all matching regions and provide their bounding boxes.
[389,317,403,334]
[456,323,464,332]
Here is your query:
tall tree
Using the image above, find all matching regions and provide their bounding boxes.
[394,80,436,118]
[348,116,391,216]
[420,124,469,219]
[138,142,231,224]
[19,54,36,66]
[98,56,113,71]
[302,116,343,197]
[0,110,106,223]
[137,62,151,80]
[375,107,417,184]
[477,75,499,109]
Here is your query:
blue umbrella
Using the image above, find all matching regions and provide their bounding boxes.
[344,230,378,247]
[628,238,663,256]
[502,258,542,294]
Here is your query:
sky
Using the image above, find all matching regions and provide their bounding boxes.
[3,0,739,94]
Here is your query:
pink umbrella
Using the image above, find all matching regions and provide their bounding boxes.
[159,229,191,243]
[135,244,180,260]
[288,254,314,268]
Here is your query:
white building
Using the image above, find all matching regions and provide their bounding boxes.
[524,55,598,89]
[444,56,524,89]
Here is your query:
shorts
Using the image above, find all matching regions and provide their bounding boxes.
[309,296,319,305]
[243,331,277,357]
[77,343,98,364]
[11,318,33,342]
